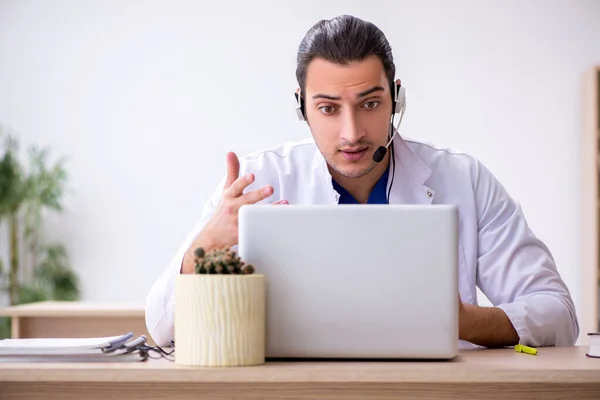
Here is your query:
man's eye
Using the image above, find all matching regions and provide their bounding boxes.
[319,106,336,115]
[362,101,380,109]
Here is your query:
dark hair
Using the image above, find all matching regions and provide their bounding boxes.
[296,15,396,97]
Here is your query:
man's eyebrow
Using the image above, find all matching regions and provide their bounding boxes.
[357,86,384,98]
[311,86,385,100]
[312,93,341,100]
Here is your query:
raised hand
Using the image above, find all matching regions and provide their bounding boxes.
[181,152,287,273]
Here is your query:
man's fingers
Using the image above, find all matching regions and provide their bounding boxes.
[272,200,289,205]
[223,152,240,189]
[238,185,274,205]
[224,173,255,198]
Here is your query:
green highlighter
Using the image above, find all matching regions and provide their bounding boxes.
[515,344,538,355]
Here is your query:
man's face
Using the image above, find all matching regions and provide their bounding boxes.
[303,55,392,179]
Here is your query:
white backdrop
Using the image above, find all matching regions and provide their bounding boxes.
[1,0,599,339]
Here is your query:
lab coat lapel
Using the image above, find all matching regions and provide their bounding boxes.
[387,135,435,205]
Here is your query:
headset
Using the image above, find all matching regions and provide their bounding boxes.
[294,80,407,202]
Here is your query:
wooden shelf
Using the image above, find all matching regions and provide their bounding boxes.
[583,65,600,338]
[0,301,152,345]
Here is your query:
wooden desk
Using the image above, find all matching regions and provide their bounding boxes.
[0,301,153,345]
[0,346,599,399]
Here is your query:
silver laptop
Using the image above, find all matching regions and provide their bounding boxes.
[238,204,459,360]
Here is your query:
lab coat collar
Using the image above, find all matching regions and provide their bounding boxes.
[388,134,435,205]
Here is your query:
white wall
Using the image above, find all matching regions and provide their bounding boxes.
[1,0,599,338]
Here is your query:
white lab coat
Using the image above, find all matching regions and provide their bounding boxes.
[145,135,579,348]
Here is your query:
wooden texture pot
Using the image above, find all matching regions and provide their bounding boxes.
[174,274,265,367]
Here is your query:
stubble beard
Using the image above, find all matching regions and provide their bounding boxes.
[326,155,378,179]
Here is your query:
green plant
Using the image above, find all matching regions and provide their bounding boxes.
[193,246,255,275]
[0,128,80,338]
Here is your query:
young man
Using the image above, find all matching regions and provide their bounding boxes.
[145,15,579,349]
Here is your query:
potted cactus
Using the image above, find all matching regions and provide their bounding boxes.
[174,246,265,367]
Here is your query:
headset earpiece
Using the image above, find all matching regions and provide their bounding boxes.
[393,81,406,115]
[295,91,306,121]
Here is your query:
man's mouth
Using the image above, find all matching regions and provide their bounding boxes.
[340,147,367,153]
[340,147,368,161]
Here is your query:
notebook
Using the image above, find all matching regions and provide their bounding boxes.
[587,333,600,358]
[0,332,149,362]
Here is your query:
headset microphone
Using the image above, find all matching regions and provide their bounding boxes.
[372,132,396,163]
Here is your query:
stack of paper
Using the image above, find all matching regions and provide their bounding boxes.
[0,332,148,362]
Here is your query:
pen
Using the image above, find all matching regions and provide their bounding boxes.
[515,344,537,355]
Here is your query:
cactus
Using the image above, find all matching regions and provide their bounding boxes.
[193,246,255,275]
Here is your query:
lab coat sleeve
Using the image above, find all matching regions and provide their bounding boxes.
[472,160,579,347]
[144,179,224,346]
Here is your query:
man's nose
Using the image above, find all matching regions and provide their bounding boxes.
[339,110,364,143]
